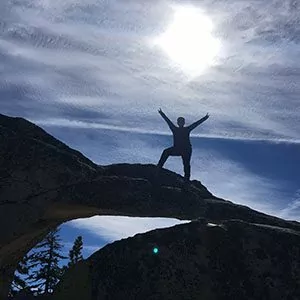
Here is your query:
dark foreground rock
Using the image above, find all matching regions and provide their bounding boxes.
[53,219,300,300]
[1,113,299,298]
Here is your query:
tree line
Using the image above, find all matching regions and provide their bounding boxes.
[9,227,84,298]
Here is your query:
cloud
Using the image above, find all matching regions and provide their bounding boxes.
[195,158,281,216]
[0,0,299,143]
[278,190,300,220]
[34,117,300,145]
[69,216,189,242]
[82,244,103,253]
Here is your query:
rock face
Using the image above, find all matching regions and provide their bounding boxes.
[54,220,300,300]
[1,113,299,298]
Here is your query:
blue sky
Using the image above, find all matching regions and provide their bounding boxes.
[1,0,299,257]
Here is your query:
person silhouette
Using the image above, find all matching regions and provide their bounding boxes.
[157,108,209,182]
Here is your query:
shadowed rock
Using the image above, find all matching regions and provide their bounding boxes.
[53,220,300,300]
[0,113,299,298]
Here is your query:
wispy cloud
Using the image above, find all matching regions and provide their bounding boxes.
[69,216,189,241]
[194,157,281,216]
[278,190,300,220]
[1,0,299,142]
[34,117,300,145]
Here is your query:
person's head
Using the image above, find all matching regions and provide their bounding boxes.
[177,117,185,127]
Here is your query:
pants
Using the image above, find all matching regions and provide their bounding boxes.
[157,147,192,180]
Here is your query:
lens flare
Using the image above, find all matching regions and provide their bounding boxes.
[153,247,159,254]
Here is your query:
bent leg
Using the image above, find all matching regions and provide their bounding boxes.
[157,147,175,168]
[181,149,192,181]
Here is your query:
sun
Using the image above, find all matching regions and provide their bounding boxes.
[156,6,221,76]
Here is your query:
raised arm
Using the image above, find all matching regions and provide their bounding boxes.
[187,113,210,131]
[158,108,176,131]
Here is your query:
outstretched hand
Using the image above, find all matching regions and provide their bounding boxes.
[204,113,210,119]
[158,108,163,115]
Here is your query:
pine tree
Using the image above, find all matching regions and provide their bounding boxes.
[26,228,66,294]
[9,255,30,297]
[68,236,83,268]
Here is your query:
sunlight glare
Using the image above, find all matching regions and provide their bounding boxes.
[156,7,221,76]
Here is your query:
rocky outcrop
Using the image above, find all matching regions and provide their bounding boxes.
[54,219,300,300]
[1,113,299,298]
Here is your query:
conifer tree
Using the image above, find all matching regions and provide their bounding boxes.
[9,255,30,297]
[26,228,66,294]
[68,236,83,267]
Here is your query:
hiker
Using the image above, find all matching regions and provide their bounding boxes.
[157,108,209,182]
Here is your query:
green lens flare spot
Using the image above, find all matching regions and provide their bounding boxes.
[153,247,159,254]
